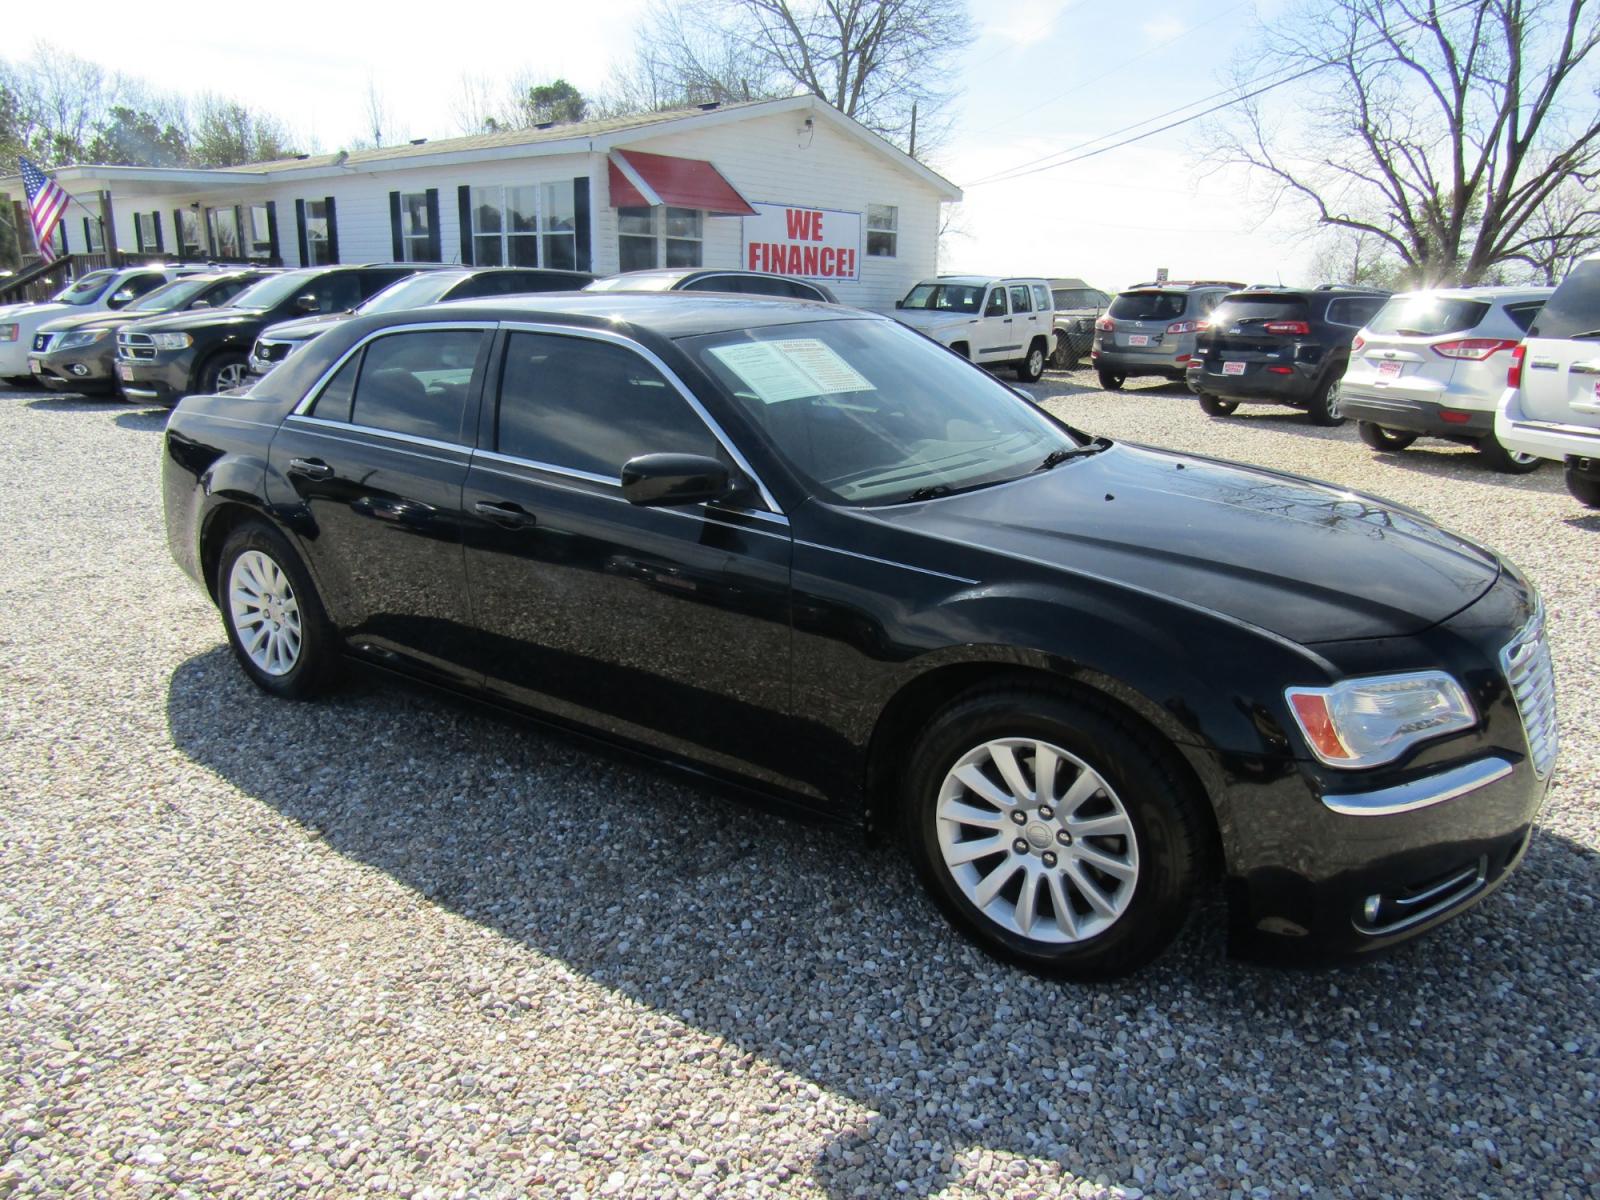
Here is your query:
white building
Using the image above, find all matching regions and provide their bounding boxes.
[2,95,960,310]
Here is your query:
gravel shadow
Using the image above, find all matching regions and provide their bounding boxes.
[165,648,1600,1197]
[24,395,133,413]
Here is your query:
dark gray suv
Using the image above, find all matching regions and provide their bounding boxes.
[1091,281,1243,389]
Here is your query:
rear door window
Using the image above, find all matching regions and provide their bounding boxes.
[1366,297,1491,337]
[1009,285,1032,313]
[346,329,484,442]
[1530,260,1600,339]
[1108,291,1186,321]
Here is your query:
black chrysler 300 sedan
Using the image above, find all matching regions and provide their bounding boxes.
[161,294,1557,979]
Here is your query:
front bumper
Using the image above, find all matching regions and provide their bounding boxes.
[115,353,195,404]
[28,345,118,392]
[0,338,30,376]
[1341,392,1492,439]
[1495,386,1600,462]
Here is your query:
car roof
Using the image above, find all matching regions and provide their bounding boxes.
[925,275,1046,286]
[431,291,871,337]
[1385,285,1553,303]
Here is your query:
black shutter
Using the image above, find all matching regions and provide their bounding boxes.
[295,199,309,266]
[457,185,473,265]
[573,176,591,272]
[58,222,68,254]
[324,197,340,264]
[264,201,280,265]
[152,212,165,253]
[84,217,93,253]
[134,215,146,253]
[424,189,441,262]
[172,210,184,256]
[389,191,403,260]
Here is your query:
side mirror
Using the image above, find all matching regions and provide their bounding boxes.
[107,289,135,309]
[894,299,904,309]
[294,293,321,314]
[620,453,732,508]
[188,299,210,309]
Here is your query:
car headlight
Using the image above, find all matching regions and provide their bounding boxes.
[0,323,17,342]
[56,329,109,350]
[1286,671,1476,768]
[151,333,193,350]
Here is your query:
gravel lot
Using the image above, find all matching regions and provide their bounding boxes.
[1,371,1597,1199]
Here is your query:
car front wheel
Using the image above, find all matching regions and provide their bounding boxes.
[217,521,338,699]
[1096,368,1125,391]
[903,688,1208,980]
[203,353,249,394]
[1197,393,1238,417]
[1307,377,1346,426]
[1357,421,1418,452]
[1478,435,1544,475]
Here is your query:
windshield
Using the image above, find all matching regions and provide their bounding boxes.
[585,272,681,292]
[358,273,460,314]
[1108,291,1187,321]
[899,283,984,313]
[688,318,1084,506]
[230,269,323,311]
[51,271,118,306]
[124,277,216,313]
[1366,296,1490,337]
[1531,260,1600,339]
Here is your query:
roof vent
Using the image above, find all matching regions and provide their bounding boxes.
[410,137,427,145]
[698,101,721,111]
[535,121,556,130]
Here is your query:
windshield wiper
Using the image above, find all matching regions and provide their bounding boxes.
[1035,438,1111,471]
[1563,328,1600,339]
[904,484,954,502]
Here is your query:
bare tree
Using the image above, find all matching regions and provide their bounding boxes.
[352,74,405,149]
[1505,170,1600,283]
[603,0,971,154]
[1210,0,1600,285]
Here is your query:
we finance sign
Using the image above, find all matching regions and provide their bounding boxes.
[743,203,862,281]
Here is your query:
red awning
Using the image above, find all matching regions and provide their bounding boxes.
[607,149,757,216]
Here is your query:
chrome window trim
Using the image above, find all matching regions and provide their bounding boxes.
[497,319,785,516]
[471,448,791,534]
[1320,756,1515,817]
[284,415,470,464]
[289,321,500,418]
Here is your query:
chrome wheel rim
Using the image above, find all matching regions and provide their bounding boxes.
[216,362,246,391]
[1028,347,1045,376]
[1325,381,1343,419]
[228,550,302,676]
[936,737,1139,944]
[1510,448,1539,465]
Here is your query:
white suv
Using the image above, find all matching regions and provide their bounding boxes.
[1341,286,1551,473]
[891,276,1055,381]
[0,265,206,386]
[1497,253,1600,506]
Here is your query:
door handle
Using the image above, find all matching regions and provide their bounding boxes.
[1003,317,1013,323]
[474,500,537,529]
[288,457,334,480]
[1568,361,1600,375]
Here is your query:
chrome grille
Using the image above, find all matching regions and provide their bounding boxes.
[117,331,156,361]
[32,332,54,353]
[253,339,292,363]
[1501,601,1558,778]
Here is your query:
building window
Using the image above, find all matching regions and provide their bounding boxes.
[471,185,539,266]
[617,206,703,271]
[178,210,205,257]
[207,206,241,258]
[135,212,160,253]
[82,218,105,253]
[304,200,334,265]
[399,192,433,261]
[867,204,897,257]
[542,181,578,270]
[246,205,273,260]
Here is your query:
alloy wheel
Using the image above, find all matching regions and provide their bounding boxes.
[936,737,1139,943]
[1028,347,1045,376]
[228,550,302,676]
[1325,381,1342,420]
[216,362,247,391]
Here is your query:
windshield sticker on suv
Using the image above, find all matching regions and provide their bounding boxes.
[709,338,874,403]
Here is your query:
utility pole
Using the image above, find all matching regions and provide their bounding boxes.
[909,102,918,159]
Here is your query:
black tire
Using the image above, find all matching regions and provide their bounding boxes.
[1357,421,1418,452]
[1477,434,1544,475]
[1306,375,1346,426]
[4,375,38,389]
[1051,332,1075,370]
[1566,466,1600,507]
[1016,340,1047,383]
[216,521,339,700]
[201,353,249,395]
[1197,393,1238,417]
[1096,368,1125,391]
[901,687,1210,980]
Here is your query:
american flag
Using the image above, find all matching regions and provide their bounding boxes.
[19,157,68,264]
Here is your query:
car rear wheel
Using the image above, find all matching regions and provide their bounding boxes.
[1197,393,1238,417]
[1478,435,1544,475]
[902,688,1208,980]
[1096,368,1125,391]
[1566,466,1600,507]
[1016,341,1047,382]
[217,521,338,699]
[1357,421,1418,452]
[202,353,249,395]
[1307,377,1346,426]
[1051,332,1075,370]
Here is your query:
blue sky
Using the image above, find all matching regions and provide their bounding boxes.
[49,0,1313,290]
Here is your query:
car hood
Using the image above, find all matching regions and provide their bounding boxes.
[889,309,975,335]
[0,302,70,326]
[126,307,261,333]
[38,310,142,334]
[873,443,1500,644]
[259,312,350,341]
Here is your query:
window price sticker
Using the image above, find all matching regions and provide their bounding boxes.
[708,338,874,404]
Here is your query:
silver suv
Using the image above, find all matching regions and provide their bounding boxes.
[1091,280,1243,389]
